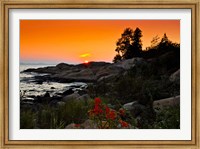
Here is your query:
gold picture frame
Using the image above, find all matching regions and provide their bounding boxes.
[0,0,199,148]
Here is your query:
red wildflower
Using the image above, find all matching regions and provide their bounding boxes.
[119,108,126,116]
[105,106,110,114]
[94,97,101,105]
[119,120,129,128]
[93,102,103,115]
[106,110,117,120]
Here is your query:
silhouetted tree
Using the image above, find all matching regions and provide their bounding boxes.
[160,33,169,43]
[131,27,143,58]
[113,27,143,62]
[142,33,180,59]
[115,28,134,59]
[113,54,122,63]
[158,33,172,49]
[150,35,160,48]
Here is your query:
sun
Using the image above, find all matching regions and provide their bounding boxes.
[84,60,89,64]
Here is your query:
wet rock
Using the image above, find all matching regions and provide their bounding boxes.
[77,89,88,96]
[35,81,43,84]
[43,92,50,98]
[27,95,36,98]
[62,88,74,96]
[22,97,34,101]
[62,93,80,102]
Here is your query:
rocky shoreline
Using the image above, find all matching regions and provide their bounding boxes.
[20,58,148,111]
[23,58,145,83]
[20,56,180,129]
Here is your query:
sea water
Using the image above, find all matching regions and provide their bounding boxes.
[20,64,87,100]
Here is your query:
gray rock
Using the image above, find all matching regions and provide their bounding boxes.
[65,123,76,129]
[123,101,149,118]
[62,93,80,102]
[77,94,90,101]
[169,69,180,82]
[77,89,88,96]
[81,119,97,129]
[153,95,180,111]
[123,101,138,110]
[57,101,66,106]
[114,58,144,70]
[65,120,97,129]
[97,74,116,82]
[22,58,146,83]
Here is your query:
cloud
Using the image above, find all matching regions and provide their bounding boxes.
[80,53,91,58]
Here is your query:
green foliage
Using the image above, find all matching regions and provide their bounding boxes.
[87,79,111,99]
[112,75,142,104]
[21,99,93,129]
[37,105,66,129]
[153,105,180,129]
[56,99,91,125]
[88,55,180,105]
[20,110,36,129]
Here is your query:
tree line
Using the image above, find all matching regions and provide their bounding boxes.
[113,27,180,63]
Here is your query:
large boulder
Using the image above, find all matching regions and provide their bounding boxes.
[65,120,97,129]
[81,119,97,129]
[153,95,180,110]
[123,101,147,118]
[65,123,77,129]
[123,101,137,111]
[76,94,90,101]
[56,63,72,70]
[62,92,80,102]
[53,69,96,82]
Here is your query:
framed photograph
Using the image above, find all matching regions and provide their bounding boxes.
[0,0,199,148]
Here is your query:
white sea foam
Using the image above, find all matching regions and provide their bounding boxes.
[20,64,87,98]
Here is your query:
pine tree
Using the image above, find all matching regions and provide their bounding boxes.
[115,28,133,59]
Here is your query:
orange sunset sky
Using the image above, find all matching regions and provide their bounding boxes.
[20,20,180,64]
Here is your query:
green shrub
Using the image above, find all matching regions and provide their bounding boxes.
[153,105,180,129]
[21,99,93,129]
[20,110,36,129]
